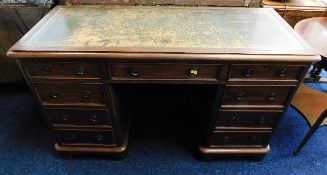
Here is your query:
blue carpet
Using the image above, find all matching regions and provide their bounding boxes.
[0,73,326,175]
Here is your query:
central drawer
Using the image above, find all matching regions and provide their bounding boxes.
[108,63,222,81]
[221,85,295,108]
[33,83,106,106]
[56,129,115,145]
[46,108,111,127]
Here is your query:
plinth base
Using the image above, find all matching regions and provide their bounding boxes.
[55,135,129,160]
[198,145,270,161]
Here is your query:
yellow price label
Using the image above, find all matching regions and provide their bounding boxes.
[190,69,198,75]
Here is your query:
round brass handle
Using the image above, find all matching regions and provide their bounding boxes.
[75,66,86,76]
[130,67,141,77]
[40,66,51,75]
[228,116,238,124]
[278,68,288,77]
[89,115,97,122]
[248,136,258,143]
[96,134,103,141]
[82,90,93,98]
[267,92,277,101]
[243,68,253,77]
[223,136,230,143]
[188,68,198,76]
[236,92,246,101]
[50,90,60,98]
[256,116,266,124]
[68,135,76,140]
[61,115,69,122]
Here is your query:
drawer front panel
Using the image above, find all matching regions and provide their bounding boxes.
[56,129,115,145]
[211,131,271,147]
[109,64,221,81]
[229,64,306,81]
[216,110,282,128]
[221,85,294,107]
[46,109,111,126]
[22,62,101,79]
[34,83,106,105]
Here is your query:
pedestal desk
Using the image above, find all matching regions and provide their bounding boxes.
[7,6,319,160]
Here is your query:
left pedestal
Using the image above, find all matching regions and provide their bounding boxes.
[17,60,129,158]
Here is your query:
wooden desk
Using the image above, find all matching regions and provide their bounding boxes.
[7,6,319,160]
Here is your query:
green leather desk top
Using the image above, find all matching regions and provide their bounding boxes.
[10,6,314,56]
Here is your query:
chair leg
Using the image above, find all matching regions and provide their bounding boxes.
[293,126,320,156]
[309,60,326,81]
[294,110,327,156]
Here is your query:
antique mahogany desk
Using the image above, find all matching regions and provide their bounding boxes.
[7,6,319,160]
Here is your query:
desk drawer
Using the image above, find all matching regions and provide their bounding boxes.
[221,85,294,108]
[56,129,115,145]
[229,64,306,81]
[215,110,282,128]
[34,83,106,106]
[46,109,111,126]
[22,62,101,80]
[109,63,221,81]
[210,131,271,147]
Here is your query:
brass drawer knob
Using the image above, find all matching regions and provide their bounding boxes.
[75,66,86,75]
[228,116,238,124]
[243,68,253,77]
[256,116,266,124]
[68,135,76,140]
[50,90,60,98]
[223,136,230,143]
[278,68,288,77]
[89,115,97,122]
[82,90,93,98]
[130,67,141,76]
[188,68,198,76]
[96,134,103,141]
[235,92,246,101]
[40,66,51,75]
[267,92,277,101]
[248,136,258,143]
[61,115,69,122]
